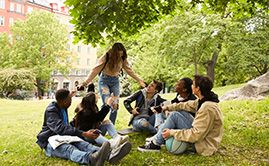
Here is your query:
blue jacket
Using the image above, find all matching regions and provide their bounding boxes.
[36,102,83,149]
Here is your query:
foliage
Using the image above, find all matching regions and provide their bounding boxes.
[0,68,36,97]
[65,0,179,45]
[10,11,71,81]
[0,33,13,68]
[65,0,268,45]
[215,12,269,85]
[0,84,269,165]
[1,11,73,95]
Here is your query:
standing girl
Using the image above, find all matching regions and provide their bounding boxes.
[79,42,146,124]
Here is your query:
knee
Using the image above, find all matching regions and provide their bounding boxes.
[140,120,149,127]
[100,87,110,96]
[102,119,112,125]
[169,111,183,120]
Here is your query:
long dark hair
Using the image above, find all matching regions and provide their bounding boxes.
[75,92,98,115]
[107,42,127,71]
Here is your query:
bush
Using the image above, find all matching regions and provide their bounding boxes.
[0,68,36,98]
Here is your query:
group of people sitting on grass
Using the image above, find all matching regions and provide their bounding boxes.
[36,74,223,166]
[36,42,223,166]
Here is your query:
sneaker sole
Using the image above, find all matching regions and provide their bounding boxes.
[137,147,160,152]
[109,142,132,164]
[96,142,111,166]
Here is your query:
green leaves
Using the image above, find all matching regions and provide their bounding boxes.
[0,69,36,97]
[65,0,179,45]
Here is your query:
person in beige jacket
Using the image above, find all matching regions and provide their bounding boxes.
[138,75,223,156]
[78,43,146,124]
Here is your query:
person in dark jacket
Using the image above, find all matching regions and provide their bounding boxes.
[36,89,117,166]
[123,80,166,134]
[154,77,197,127]
[72,92,131,164]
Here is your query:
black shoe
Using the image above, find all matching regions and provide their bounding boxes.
[108,141,132,164]
[89,142,111,166]
[137,141,161,152]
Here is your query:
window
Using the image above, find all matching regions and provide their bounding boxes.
[16,4,22,13]
[27,6,33,13]
[0,16,4,26]
[87,58,90,65]
[10,3,14,11]
[77,46,81,52]
[9,18,14,26]
[63,82,69,89]
[77,58,80,65]
[87,47,90,53]
[0,0,5,9]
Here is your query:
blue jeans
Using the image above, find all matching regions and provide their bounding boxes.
[154,111,194,146]
[95,120,119,145]
[154,112,167,128]
[132,115,157,134]
[45,141,99,164]
[98,73,120,124]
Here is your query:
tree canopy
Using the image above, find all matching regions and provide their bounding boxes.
[65,0,268,45]
[1,11,72,96]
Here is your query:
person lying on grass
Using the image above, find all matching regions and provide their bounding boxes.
[138,75,223,156]
[71,92,131,164]
[123,80,166,134]
[36,89,123,166]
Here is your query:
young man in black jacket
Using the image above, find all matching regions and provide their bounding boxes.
[36,89,125,166]
[123,80,166,134]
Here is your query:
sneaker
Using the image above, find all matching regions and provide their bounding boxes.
[145,136,154,143]
[137,141,161,152]
[109,135,122,149]
[108,142,132,164]
[89,142,110,166]
[110,135,129,149]
[119,135,129,144]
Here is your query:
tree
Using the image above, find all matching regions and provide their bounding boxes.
[65,0,268,45]
[9,11,72,96]
[0,69,36,98]
[0,33,12,68]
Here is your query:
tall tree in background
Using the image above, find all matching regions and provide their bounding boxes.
[9,11,72,96]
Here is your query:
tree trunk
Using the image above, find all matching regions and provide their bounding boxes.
[36,78,44,99]
[207,44,221,82]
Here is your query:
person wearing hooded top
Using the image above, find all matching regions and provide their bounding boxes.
[138,75,223,156]
[123,80,166,134]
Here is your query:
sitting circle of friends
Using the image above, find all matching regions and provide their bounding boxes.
[37,42,223,166]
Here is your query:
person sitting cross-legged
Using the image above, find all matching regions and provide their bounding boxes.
[138,75,223,156]
[123,80,166,134]
[36,89,111,166]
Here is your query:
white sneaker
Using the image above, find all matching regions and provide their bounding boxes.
[145,136,155,143]
[119,135,129,145]
[109,136,122,149]
[109,142,132,164]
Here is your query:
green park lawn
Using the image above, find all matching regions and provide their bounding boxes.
[0,84,268,166]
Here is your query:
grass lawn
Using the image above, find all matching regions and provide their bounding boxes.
[0,84,268,166]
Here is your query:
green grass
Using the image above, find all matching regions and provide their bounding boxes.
[0,84,268,166]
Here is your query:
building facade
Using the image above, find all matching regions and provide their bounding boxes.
[0,0,97,94]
